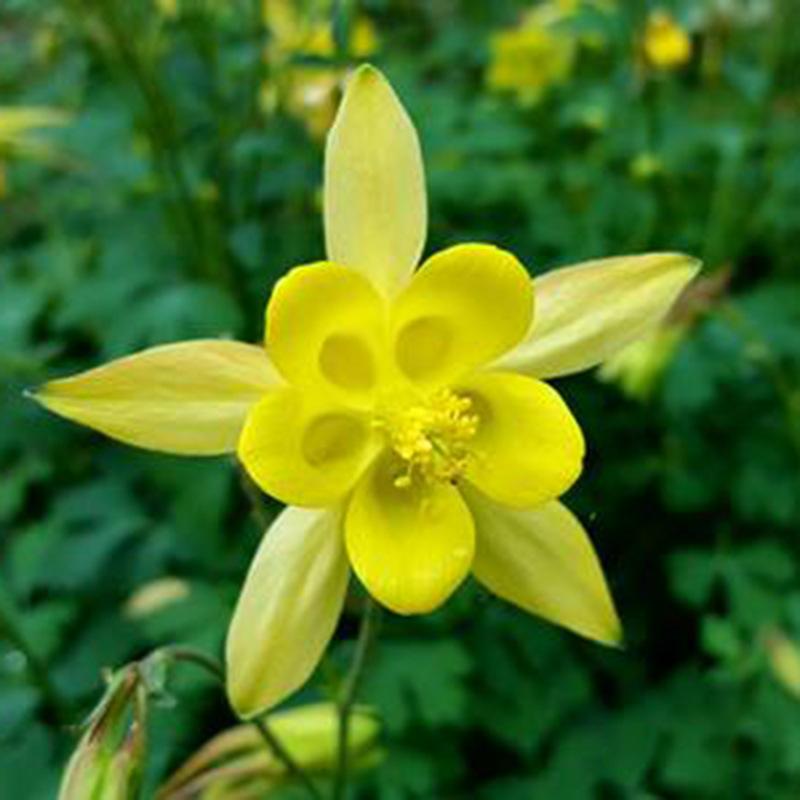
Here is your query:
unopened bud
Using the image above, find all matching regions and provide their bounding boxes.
[59,665,148,800]
[159,702,381,798]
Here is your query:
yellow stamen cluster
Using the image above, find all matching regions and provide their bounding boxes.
[377,389,479,489]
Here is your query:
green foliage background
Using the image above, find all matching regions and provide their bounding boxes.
[2,0,800,796]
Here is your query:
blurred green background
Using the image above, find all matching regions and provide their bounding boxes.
[3,0,800,797]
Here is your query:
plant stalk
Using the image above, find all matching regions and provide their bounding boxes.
[332,597,381,800]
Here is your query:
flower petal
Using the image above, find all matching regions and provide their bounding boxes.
[324,64,427,297]
[465,490,622,646]
[238,387,378,507]
[226,506,349,718]
[345,455,475,614]
[495,253,700,378]
[266,262,387,407]
[392,244,533,388]
[31,340,279,455]
[457,371,584,508]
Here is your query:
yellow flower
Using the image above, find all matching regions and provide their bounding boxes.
[33,65,699,718]
[262,0,378,138]
[643,10,692,71]
[487,18,576,105]
[154,0,179,19]
[764,628,800,699]
[487,0,619,100]
[124,577,191,618]
[158,702,379,798]
[630,151,663,181]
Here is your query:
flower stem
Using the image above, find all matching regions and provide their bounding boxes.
[158,645,225,682]
[160,646,323,800]
[332,597,381,800]
[251,714,325,800]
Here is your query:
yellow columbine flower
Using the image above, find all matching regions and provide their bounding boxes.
[643,10,692,71]
[33,65,699,719]
[487,17,576,105]
[261,0,378,139]
[487,0,619,101]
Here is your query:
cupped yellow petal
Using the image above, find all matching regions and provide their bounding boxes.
[266,262,388,406]
[226,506,349,718]
[238,387,378,507]
[456,371,584,508]
[495,252,700,379]
[324,64,427,297]
[345,454,475,614]
[32,340,279,456]
[391,244,533,388]
[465,489,622,646]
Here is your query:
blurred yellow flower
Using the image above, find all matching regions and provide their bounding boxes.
[0,106,71,198]
[630,151,664,181]
[487,10,576,105]
[764,628,800,699]
[154,0,179,19]
[262,0,378,139]
[34,65,699,719]
[158,702,379,798]
[124,577,191,618]
[487,0,620,102]
[643,10,692,70]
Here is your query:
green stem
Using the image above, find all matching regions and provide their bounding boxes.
[251,714,325,800]
[162,646,323,800]
[332,597,381,800]
[159,645,225,682]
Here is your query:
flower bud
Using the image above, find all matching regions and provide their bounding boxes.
[59,666,148,800]
[159,702,380,798]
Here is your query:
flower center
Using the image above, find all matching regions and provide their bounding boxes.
[374,389,479,489]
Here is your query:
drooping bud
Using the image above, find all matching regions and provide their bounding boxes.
[158,702,381,798]
[59,665,148,800]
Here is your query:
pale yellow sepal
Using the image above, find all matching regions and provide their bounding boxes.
[465,490,622,646]
[324,64,427,297]
[495,253,700,379]
[226,506,349,718]
[32,340,280,455]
